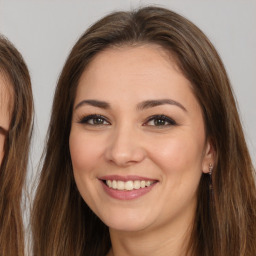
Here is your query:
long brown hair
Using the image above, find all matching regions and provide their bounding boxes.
[0,35,33,256]
[32,6,256,256]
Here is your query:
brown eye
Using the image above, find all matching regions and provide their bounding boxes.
[78,114,110,126]
[90,117,105,125]
[145,115,176,127]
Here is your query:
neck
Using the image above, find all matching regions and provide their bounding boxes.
[107,216,194,256]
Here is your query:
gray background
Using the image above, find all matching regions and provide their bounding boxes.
[0,0,255,171]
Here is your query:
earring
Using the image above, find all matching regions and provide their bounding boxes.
[209,163,213,190]
[209,163,213,175]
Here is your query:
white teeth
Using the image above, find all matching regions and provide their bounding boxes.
[105,180,155,190]
[112,180,117,189]
[125,181,134,190]
[134,180,141,189]
[106,180,112,187]
[145,181,151,187]
[117,181,125,190]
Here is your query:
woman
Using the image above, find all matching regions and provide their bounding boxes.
[0,35,33,256]
[32,6,256,256]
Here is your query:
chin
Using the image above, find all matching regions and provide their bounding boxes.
[99,209,152,233]
[107,221,149,233]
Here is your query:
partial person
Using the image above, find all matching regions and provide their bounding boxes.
[0,35,33,256]
[32,6,256,256]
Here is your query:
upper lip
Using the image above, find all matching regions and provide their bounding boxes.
[99,175,157,182]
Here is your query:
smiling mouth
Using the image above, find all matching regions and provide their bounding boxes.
[104,180,157,191]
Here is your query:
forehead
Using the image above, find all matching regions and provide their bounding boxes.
[76,44,193,101]
[77,44,183,93]
[0,72,13,130]
[85,43,180,77]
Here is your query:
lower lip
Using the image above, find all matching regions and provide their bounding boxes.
[101,181,157,200]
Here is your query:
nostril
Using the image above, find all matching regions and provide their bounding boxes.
[105,146,146,167]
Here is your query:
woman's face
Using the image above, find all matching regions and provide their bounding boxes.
[0,74,11,165]
[69,44,213,233]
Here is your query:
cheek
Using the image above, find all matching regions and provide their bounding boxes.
[69,129,107,177]
[69,129,106,212]
[153,135,204,209]
[148,132,205,179]
[69,132,103,174]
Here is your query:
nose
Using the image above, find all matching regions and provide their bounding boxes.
[105,124,146,167]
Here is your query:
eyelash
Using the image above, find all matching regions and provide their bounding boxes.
[144,115,177,127]
[77,114,110,126]
[77,114,177,127]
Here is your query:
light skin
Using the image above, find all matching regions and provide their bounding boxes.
[0,74,11,165]
[69,44,214,256]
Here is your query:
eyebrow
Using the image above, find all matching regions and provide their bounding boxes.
[74,98,187,112]
[74,99,110,110]
[137,99,187,112]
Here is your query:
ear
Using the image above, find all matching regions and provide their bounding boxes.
[202,139,215,174]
